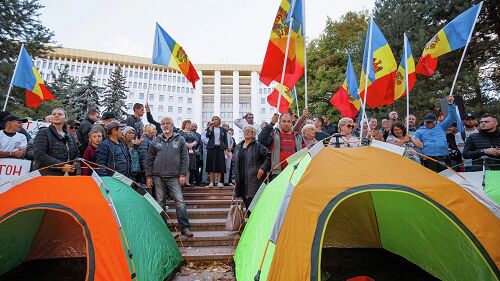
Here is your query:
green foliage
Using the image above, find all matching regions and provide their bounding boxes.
[0,0,54,110]
[102,66,128,118]
[47,64,81,117]
[70,70,102,119]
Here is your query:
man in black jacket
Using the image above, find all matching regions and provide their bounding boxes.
[77,110,100,153]
[126,103,145,138]
[33,108,79,175]
[463,114,500,170]
[95,121,130,177]
[145,117,192,237]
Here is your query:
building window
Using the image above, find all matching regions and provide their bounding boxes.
[139,83,143,89]
[177,76,181,83]
[168,106,173,112]
[124,70,128,76]
[261,98,266,104]
[149,94,154,101]
[182,77,186,83]
[177,107,182,113]
[139,72,143,79]
[128,103,133,109]
[261,108,266,114]
[158,105,163,112]
[178,97,183,103]
[221,102,232,109]
[181,87,185,94]
[187,108,192,114]
[128,82,132,88]
[139,93,144,100]
[177,118,182,126]
[82,66,86,73]
[76,66,81,72]
[240,103,251,110]
[188,98,192,104]
[190,88,194,94]
[134,71,138,78]
[163,75,167,82]
[202,102,214,109]
[153,84,157,90]
[144,73,148,79]
[97,79,101,85]
[168,95,173,102]
[133,82,137,88]
[48,62,52,69]
[41,73,45,79]
[173,86,177,92]
[42,61,47,68]
[159,95,164,102]
[98,68,102,74]
[154,74,158,80]
[168,85,172,91]
[103,79,107,85]
[70,65,75,71]
[162,85,166,91]
[202,112,213,118]
[159,74,162,80]
[150,105,154,111]
[168,76,172,82]
[104,68,108,75]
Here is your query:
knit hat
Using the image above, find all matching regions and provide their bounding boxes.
[122,126,136,136]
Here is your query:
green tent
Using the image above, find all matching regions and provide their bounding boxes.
[0,172,183,280]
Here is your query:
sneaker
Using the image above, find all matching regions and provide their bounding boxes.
[181,228,194,237]
[208,182,214,188]
[217,182,224,188]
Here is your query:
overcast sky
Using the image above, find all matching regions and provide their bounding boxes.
[40,0,374,64]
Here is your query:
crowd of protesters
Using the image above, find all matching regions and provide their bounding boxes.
[1,97,499,237]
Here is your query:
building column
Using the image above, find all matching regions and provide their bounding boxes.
[250,71,260,124]
[214,70,221,117]
[193,70,203,130]
[232,71,240,137]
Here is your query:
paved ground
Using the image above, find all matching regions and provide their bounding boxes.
[172,262,235,281]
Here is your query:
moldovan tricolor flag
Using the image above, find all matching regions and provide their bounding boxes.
[267,82,295,114]
[394,34,416,101]
[152,23,200,88]
[12,45,55,108]
[415,3,482,76]
[260,0,305,86]
[358,19,397,108]
[330,53,361,118]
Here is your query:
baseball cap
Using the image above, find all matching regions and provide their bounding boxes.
[67,119,80,126]
[3,115,28,123]
[101,112,116,120]
[464,113,476,120]
[122,126,136,136]
[104,121,125,132]
[424,113,437,122]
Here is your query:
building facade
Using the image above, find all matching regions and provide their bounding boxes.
[34,47,278,140]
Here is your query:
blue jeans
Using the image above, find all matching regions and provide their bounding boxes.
[154,177,190,229]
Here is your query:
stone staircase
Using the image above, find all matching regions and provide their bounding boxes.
[166,186,242,263]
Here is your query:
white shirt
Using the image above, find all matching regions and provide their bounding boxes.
[0,130,27,153]
[214,127,221,146]
[455,129,478,167]
[234,117,262,139]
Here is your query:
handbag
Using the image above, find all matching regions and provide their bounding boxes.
[226,188,243,231]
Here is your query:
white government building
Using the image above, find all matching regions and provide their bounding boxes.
[34,47,277,140]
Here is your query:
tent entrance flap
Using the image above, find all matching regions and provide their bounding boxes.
[313,186,499,281]
[0,208,89,280]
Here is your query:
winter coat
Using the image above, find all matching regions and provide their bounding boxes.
[463,129,500,168]
[125,114,144,137]
[233,139,270,198]
[205,127,228,150]
[414,104,458,157]
[33,125,79,175]
[144,133,188,178]
[95,138,131,177]
[258,123,304,175]
[77,117,95,152]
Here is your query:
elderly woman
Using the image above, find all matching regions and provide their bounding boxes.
[233,125,270,210]
[33,108,79,175]
[386,122,423,163]
[328,117,360,148]
[361,118,384,141]
[301,123,318,149]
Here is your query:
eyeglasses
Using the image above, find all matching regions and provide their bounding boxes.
[343,124,354,129]
[69,126,79,129]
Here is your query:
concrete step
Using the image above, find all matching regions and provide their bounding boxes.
[168,218,228,231]
[167,199,242,209]
[166,207,229,219]
[183,192,234,200]
[180,246,235,262]
[174,231,239,247]
[183,186,234,193]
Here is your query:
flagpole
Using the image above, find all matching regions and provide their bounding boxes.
[360,18,374,140]
[302,0,308,108]
[3,44,24,111]
[404,33,410,130]
[277,17,294,115]
[448,2,483,97]
[293,88,300,114]
[146,24,158,108]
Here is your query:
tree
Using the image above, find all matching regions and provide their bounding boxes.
[0,0,54,109]
[71,70,102,119]
[102,66,128,118]
[373,0,500,119]
[48,64,75,109]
